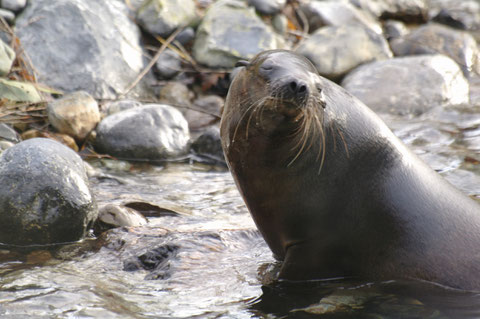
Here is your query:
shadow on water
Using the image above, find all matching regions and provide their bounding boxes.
[249,278,480,318]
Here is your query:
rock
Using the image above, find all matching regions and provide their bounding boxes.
[0,140,13,151]
[296,25,392,81]
[95,104,190,160]
[299,0,382,34]
[184,95,223,131]
[351,0,428,23]
[155,49,182,79]
[0,138,97,246]
[190,126,225,166]
[136,0,197,37]
[158,82,194,109]
[390,23,480,77]
[174,27,195,46]
[430,0,480,31]
[47,91,100,141]
[104,99,142,116]
[15,0,153,100]
[94,204,147,235]
[0,123,20,143]
[0,39,14,76]
[248,0,286,15]
[1,0,26,12]
[384,20,408,40]
[272,13,288,34]
[0,78,42,102]
[0,8,14,23]
[192,0,282,68]
[342,55,469,115]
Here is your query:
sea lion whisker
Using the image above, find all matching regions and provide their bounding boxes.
[232,100,260,143]
[336,128,349,158]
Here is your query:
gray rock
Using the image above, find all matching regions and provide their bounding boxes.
[0,138,97,246]
[104,99,142,116]
[1,0,26,12]
[185,95,223,131]
[174,27,195,46]
[248,0,285,15]
[15,0,153,100]
[342,55,469,115]
[390,23,480,77]
[155,49,182,79]
[383,20,408,40]
[190,126,225,166]
[136,0,197,37]
[95,104,190,160]
[350,0,428,23]
[158,81,194,109]
[94,204,147,235]
[296,25,392,81]
[47,91,100,141]
[0,39,14,76]
[299,0,382,34]
[272,13,288,34]
[430,0,480,31]
[0,8,14,22]
[192,0,283,68]
[0,123,19,143]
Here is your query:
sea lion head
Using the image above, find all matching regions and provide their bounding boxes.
[232,50,326,121]
[222,50,327,168]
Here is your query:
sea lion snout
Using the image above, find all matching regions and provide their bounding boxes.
[281,78,309,102]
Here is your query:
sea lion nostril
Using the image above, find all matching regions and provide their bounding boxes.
[288,81,308,97]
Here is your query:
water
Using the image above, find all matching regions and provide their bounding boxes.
[2,103,480,318]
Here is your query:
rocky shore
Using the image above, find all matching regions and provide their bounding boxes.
[0,0,479,245]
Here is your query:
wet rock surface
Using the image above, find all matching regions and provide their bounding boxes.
[0,138,97,246]
[342,55,469,115]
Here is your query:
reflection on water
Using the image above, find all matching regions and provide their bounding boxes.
[2,104,480,318]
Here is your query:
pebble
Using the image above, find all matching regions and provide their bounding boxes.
[47,91,100,141]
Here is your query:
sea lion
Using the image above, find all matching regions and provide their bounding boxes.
[220,49,480,291]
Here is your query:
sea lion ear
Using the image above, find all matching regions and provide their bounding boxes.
[235,60,249,68]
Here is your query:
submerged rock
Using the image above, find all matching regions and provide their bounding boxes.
[390,23,480,77]
[342,55,469,115]
[15,0,153,99]
[0,138,97,246]
[47,91,100,141]
[95,104,190,160]
[192,0,282,68]
[296,25,392,81]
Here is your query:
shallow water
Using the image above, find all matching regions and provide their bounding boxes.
[2,104,480,318]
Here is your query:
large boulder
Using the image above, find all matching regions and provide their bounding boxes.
[390,23,480,77]
[299,0,382,34]
[296,25,392,81]
[342,55,469,115]
[192,0,283,68]
[15,0,153,99]
[136,0,197,37]
[95,104,190,160]
[0,138,97,246]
